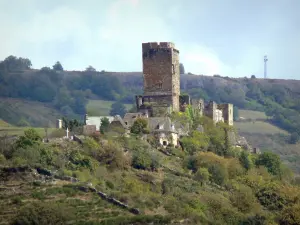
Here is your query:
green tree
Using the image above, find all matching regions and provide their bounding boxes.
[256,152,282,176]
[100,117,110,134]
[53,61,63,71]
[239,151,253,171]
[181,131,209,154]
[130,118,149,135]
[15,128,42,149]
[85,65,96,72]
[194,168,210,186]
[109,101,127,117]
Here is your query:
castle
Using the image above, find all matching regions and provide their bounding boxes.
[82,42,234,148]
[135,42,233,126]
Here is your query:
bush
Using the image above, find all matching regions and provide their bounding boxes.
[132,150,160,171]
[194,168,210,186]
[230,184,259,213]
[15,128,42,149]
[12,202,75,225]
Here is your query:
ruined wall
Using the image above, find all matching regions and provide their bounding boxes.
[205,101,218,123]
[142,42,180,111]
[218,103,234,126]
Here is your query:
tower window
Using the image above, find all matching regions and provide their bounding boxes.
[158,83,162,89]
[172,64,175,74]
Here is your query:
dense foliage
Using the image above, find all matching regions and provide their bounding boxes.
[0,56,126,122]
[1,108,299,224]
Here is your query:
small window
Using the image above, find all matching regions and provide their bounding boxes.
[163,141,167,146]
[172,64,175,74]
[158,83,162,89]
[125,122,128,125]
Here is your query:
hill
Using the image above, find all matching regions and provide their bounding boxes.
[1,120,300,225]
[86,100,132,116]
[0,98,62,127]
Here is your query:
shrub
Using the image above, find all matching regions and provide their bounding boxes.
[12,202,75,225]
[132,150,160,171]
[15,128,42,149]
[194,168,210,186]
[130,118,149,135]
[230,184,259,213]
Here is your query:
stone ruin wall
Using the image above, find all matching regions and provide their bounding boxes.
[142,42,180,112]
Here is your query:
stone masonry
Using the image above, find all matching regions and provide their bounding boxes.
[141,42,180,112]
[135,41,233,126]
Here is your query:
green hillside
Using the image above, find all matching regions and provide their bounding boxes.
[1,118,300,224]
[86,100,132,116]
[0,98,62,127]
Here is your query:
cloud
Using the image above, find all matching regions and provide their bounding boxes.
[0,0,299,79]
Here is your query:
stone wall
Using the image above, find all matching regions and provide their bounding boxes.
[142,42,180,112]
[218,103,234,126]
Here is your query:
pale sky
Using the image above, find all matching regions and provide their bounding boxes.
[0,0,299,79]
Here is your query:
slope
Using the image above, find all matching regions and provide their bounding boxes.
[0,98,62,127]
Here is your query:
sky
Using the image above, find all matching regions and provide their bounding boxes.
[0,0,299,79]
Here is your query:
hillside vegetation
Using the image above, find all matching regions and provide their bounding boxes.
[0,98,62,127]
[1,114,300,225]
[2,55,300,173]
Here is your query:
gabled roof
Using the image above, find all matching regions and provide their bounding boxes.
[148,117,177,133]
[111,115,128,129]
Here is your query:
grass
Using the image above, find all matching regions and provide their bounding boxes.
[86,100,132,116]
[0,127,58,137]
[234,121,288,135]
[0,98,62,127]
[239,110,268,120]
[0,120,11,127]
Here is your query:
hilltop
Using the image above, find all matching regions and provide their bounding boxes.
[0,117,300,224]
[1,56,300,173]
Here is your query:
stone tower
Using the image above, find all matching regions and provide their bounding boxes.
[142,42,180,112]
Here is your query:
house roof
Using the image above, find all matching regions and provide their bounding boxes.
[112,115,128,129]
[148,117,177,133]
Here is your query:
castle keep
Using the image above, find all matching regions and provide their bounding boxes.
[136,42,180,115]
[135,41,234,126]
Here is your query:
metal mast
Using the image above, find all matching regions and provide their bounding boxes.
[264,55,268,79]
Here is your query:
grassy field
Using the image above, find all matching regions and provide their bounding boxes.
[0,98,62,127]
[239,109,268,120]
[86,100,132,116]
[0,126,58,137]
[234,121,288,135]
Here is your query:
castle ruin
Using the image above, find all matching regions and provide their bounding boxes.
[135,42,234,126]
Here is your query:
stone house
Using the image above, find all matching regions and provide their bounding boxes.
[148,117,179,147]
[107,115,130,136]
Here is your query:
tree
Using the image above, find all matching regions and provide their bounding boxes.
[194,168,210,186]
[239,151,253,170]
[256,152,282,176]
[100,117,110,134]
[109,101,127,117]
[251,75,256,79]
[85,65,96,72]
[15,128,42,149]
[179,63,185,74]
[181,131,210,154]
[0,55,32,71]
[53,61,63,71]
[130,118,149,135]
